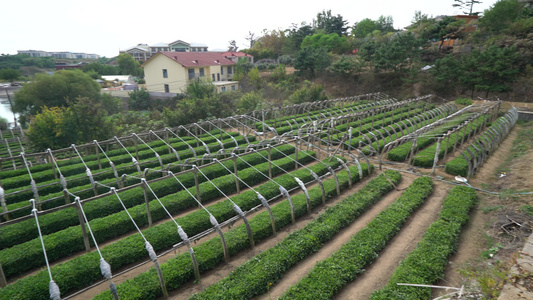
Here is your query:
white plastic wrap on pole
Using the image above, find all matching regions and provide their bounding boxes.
[209,214,219,227]
[233,203,244,216]
[0,186,6,216]
[60,174,67,189]
[145,241,158,261]
[203,142,211,154]
[86,168,95,187]
[310,170,320,182]
[257,192,276,233]
[30,179,38,197]
[100,258,113,280]
[337,157,352,187]
[155,153,163,167]
[178,226,190,244]
[280,185,295,224]
[310,170,326,204]
[172,149,180,161]
[295,177,311,214]
[110,162,119,179]
[257,192,269,208]
[49,280,61,300]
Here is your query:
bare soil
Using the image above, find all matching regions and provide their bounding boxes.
[434,123,533,298]
[15,115,533,300]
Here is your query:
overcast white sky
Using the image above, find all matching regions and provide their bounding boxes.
[1,0,498,58]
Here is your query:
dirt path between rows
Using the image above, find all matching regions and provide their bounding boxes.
[335,180,451,299]
[258,173,416,300]
[434,123,533,298]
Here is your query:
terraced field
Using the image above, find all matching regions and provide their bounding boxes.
[0,94,527,300]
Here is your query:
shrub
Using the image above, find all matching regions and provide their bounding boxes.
[128,88,151,110]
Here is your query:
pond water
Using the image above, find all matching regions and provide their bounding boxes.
[0,97,19,128]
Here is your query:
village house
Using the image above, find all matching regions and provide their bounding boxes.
[142,51,250,94]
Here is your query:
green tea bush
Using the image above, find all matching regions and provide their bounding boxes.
[370,186,477,299]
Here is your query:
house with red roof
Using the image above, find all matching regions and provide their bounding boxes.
[142,51,248,94]
[221,51,254,64]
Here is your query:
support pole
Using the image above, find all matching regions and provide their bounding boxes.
[280,186,295,224]
[210,215,230,263]
[310,171,326,204]
[0,262,6,288]
[141,175,153,227]
[257,193,276,234]
[75,201,92,252]
[295,177,311,214]
[146,242,168,299]
[192,167,201,205]
[432,137,443,175]
[232,156,240,193]
[233,204,254,247]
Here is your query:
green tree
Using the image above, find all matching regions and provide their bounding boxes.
[284,23,315,54]
[289,81,327,104]
[128,88,151,110]
[432,46,519,97]
[373,32,423,72]
[329,55,364,75]
[293,47,331,75]
[237,90,266,113]
[376,15,396,33]
[0,68,21,82]
[301,33,350,54]
[480,0,522,33]
[117,53,140,75]
[184,80,216,99]
[100,93,122,115]
[14,69,101,117]
[352,18,378,38]
[474,46,519,97]
[26,106,70,150]
[313,10,349,36]
[26,97,112,151]
[453,0,483,15]
[431,54,464,93]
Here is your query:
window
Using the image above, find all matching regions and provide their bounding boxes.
[221,86,226,92]
[227,66,233,74]
[199,68,205,77]
[212,74,215,81]
[162,69,168,78]
[221,67,224,75]
[231,85,235,90]
[188,69,195,79]
[217,73,220,81]
[164,84,169,93]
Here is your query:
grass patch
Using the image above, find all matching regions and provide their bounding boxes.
[520,205,533,216]
[494,122,533,178]
[482,205,504,214]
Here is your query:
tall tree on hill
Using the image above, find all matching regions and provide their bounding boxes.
[245,32,257,49]
[313,10,349,36]
[284,23,315,54]
[453,0,483,15]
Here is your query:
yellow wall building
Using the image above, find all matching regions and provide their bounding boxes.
[142,52,244,94]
